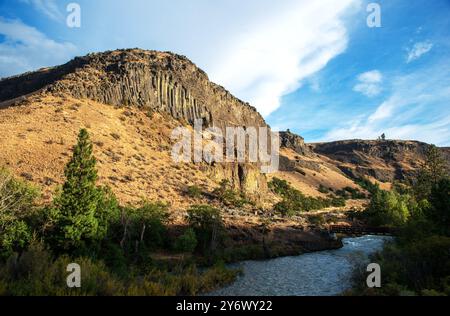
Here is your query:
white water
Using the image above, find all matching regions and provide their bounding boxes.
[209,235,392,296]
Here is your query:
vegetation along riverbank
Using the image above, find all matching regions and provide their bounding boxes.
[346,146,450,296]
[0,129,347,296]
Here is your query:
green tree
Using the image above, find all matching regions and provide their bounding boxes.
[213,180,247,207]
[428,178,450,236]
[364,189,410,227]
[414,145,448,201]
[0,168,38,258]
[186,205,224,254]
[53,129,106,250]
[174,228,198,253]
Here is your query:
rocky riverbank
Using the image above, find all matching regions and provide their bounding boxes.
[189,209,347,264]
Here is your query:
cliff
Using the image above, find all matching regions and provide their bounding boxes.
[279,130,313,156]
[312,139,450,182]
[0,49,266,131]
[1,48,445,206]
[0,49,274,205]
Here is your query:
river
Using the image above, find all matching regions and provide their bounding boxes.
[209,235,392,296]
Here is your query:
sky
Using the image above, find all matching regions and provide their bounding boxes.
[0,0,449,145]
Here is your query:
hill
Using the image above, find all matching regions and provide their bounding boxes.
[312,139,450,184]
[1,48,447,246]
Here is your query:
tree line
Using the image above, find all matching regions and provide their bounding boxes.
[350,145,450,296]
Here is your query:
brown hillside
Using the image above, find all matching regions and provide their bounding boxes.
[2,49,441,220]
[312,139,450,183]
[0,95,222,214]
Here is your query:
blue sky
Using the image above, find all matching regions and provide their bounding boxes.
[1,0,449,145]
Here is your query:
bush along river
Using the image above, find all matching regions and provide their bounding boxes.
[208,235,392,296]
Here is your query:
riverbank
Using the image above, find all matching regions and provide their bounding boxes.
[209,206,362,264]
[208,235,392,296]
[219,223,343,263]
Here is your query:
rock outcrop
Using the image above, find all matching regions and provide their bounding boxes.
[279,130,312,156]
[0,49,272,199]
[312,139,450,182]
[0,49,266,132]
[2,49,446,199]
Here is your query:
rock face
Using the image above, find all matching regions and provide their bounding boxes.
[0,49,270,198]
[208,163,268,199]
[0,49,266,132]
[279,130,312,156]
[312,139,450,182]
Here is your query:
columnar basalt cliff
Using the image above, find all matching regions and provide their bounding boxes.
[0,49,266,131]
[0,49,269,198]
[1,49,447,203]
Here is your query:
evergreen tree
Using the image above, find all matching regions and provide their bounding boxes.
[414,145,448,201]
[428,178,450,236]
[54,129,104,250]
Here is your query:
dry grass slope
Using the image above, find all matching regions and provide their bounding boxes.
[0,94,219,220]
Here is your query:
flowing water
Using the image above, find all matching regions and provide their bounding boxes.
[209,235,392,296]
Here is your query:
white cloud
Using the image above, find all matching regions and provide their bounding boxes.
[406,41,433,63]
[207,0,360,116]
[0,18,76,77]
[323,63,450,146]
[19,0,64,22]
[1,0,360,117]
[353,70,383,97]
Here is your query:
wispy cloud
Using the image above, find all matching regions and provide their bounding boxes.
[208,0,360,117]
[323,63,450,146]
[0,18,76,77]
[353,70,383,97]
[406,41,433,63]
[19,0,64,22]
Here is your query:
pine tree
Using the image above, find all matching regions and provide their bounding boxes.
[414,145,448,201]
[55,129,103,250]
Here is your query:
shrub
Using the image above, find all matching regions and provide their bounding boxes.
[174,228,198,253]
[0,221,31,259]
[355,177,380,194]
[368,236,450,295]
[213,180,249,208]
[0,242,237,296]
[269,178,346,216]
[117,202,170,256]
[0,242,124,296]
[335,187,365,200]
[0,167,39,215]
[330,197,346,207]
[186,185,202,199]
[343,187,366,199]
[308,214,326,226]
[0,168,39,258]
[318,184,330,194]
[273,200,297,217]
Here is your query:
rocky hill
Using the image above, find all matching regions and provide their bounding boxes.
[279,130,313,156]
[0,49,266,131]
[0,49,276,210]
[312,139,450,183]
[1,48,446,218]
